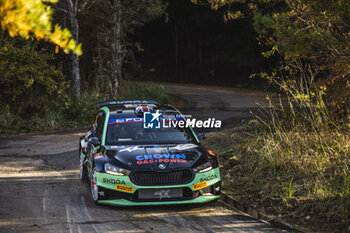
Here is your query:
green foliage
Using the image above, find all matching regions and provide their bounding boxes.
[202,61,349,231]
[193,0,350,111]
[118,80,171,104]
[203,121,349,231]
[0,31,69,115]
[0,105,18,134]
[63,95,105,127]
[191,0,350,230]
[0,80,170,135]
[122,0,168,34]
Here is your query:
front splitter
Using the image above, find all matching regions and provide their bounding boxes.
[98,195,220,206]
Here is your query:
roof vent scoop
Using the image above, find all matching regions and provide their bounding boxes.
[135,105,153,116]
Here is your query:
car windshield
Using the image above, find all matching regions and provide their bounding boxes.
[105,118,196,145]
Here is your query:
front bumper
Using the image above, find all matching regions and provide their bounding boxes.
[98,195,219,206]
[96,167,221,206]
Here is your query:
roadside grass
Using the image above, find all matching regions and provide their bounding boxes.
[0,81,171,136]
[202,72,350,232]
[203,121,349,232]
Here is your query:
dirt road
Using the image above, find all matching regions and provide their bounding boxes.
[0,85,284,233]
[162,83,276,132]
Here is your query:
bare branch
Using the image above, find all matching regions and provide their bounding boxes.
[53,6,70,14]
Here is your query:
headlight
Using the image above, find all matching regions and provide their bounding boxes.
[193,161,212,173]
[104,163,130,176]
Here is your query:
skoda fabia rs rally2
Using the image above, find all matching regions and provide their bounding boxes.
[79,100,221,206]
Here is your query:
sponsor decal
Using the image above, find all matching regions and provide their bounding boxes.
[102,100,156,106]
[199,174,218,182]
[193,181,208,190]
[94,153,103,159]
[103,178,126,185]
[113,100,154,104]
[108,117,143,125]
[136,154,186,160]
[207,150,216,156]
[136,154,187,165]
[136,159,187,165]
[98,191,105,196]
[116,184,134,193]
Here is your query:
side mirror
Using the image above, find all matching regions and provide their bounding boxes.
[91,126,96,135]
[88,137,100,146]
[197,133,206,141]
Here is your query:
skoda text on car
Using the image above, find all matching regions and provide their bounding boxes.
[79,100,221,206]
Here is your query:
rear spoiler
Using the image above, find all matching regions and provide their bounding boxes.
[97,100,160,108]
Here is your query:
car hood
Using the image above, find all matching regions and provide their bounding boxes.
[104,144,206,171]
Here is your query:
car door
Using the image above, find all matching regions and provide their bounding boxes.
[87,111,105,173]
[95,111,105,144]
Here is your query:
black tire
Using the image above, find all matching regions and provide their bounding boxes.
[90,167,106,203]
[79,147,88,183]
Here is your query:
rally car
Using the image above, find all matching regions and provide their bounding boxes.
[79,99,221,206]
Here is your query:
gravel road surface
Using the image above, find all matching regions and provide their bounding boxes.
[0,84,284,233]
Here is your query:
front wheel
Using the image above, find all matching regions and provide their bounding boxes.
[91,167,99,203]
[90,167,107,203]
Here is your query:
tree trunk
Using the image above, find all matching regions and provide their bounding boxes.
[67,0,80,100]
[110,0,122,99]
[198,39,202,73]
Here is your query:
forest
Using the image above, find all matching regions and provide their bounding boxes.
[0,0,349,231]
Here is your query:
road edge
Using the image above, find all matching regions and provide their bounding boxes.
[220,192,307,233]
[0,126,88,139]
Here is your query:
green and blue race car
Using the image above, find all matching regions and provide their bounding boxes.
[79,100,221,206]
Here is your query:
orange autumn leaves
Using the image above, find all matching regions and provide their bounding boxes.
[0,0,82,55]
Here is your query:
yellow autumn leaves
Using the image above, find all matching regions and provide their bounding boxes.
[0,0,82,55]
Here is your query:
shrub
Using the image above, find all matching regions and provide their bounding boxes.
[117,80,171,104]
[234,61,350,231]
[0,31,69,115]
